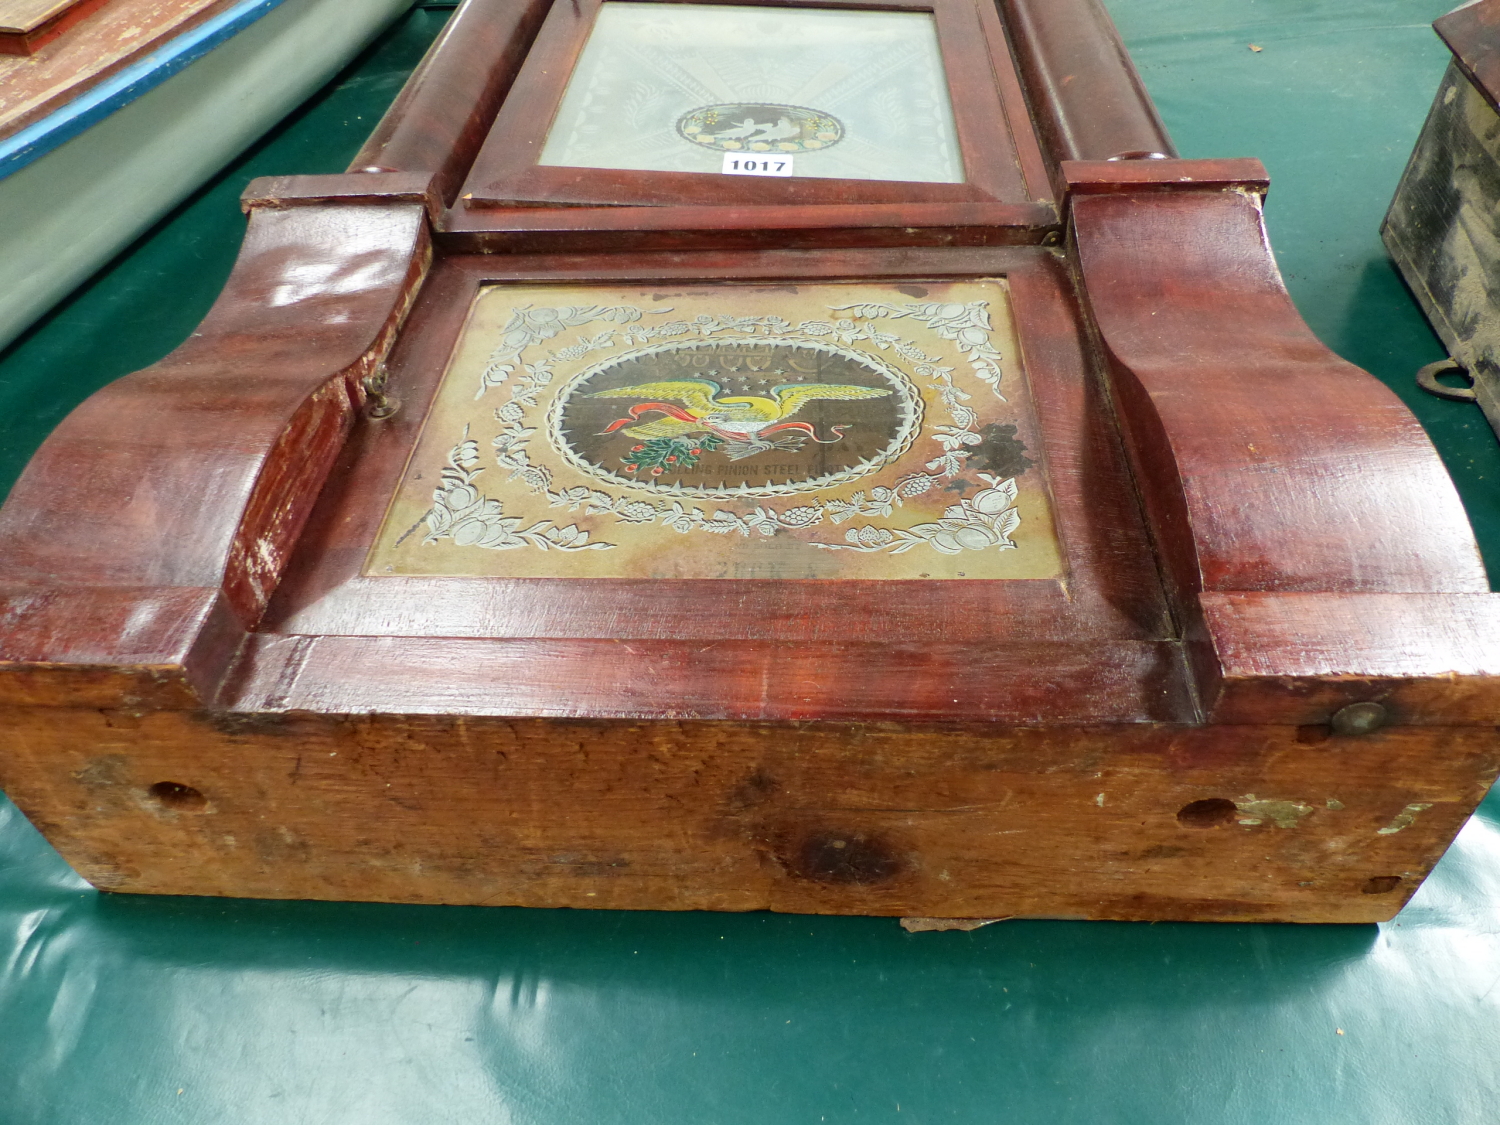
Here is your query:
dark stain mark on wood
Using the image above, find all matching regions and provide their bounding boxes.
[726,769,780,811]
[203,711,293,736]
[789,830,902,885]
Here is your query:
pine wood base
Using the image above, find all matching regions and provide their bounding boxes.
[6,706,1494,923]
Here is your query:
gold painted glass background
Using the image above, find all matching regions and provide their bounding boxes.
[369,280,1063,581]
[537,2,965,183]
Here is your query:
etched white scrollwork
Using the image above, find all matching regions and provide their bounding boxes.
[437,296,1022,556]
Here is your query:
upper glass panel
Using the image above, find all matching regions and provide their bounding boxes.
[538,2,965,184]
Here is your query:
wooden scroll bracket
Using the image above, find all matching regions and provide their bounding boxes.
[1064,158,1500,726]
[0,204,431,709]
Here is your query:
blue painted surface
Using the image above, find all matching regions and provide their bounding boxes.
[0,0,288,182]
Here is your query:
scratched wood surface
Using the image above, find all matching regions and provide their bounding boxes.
[0,0,232,128]
[0,0,83,29]
[1202,591,1500,724]
[0,0,106,56]
[2,707,1494,923]
[0,204,430,628]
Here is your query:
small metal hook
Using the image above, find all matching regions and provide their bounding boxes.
[362,365,400,420]
[1416,358,1478,403]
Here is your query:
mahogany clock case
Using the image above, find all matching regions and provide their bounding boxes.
[2,0,1500,925]
[264,249,1156,673]
[459,0,1051,208]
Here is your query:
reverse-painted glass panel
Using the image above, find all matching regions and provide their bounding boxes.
[538,3,965,183]
[369,280,1060,580]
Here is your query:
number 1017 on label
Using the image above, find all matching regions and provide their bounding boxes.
[721,153,794,177]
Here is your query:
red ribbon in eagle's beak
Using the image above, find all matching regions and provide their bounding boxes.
[599,402,700,434]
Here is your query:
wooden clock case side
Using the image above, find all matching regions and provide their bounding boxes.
[1,0,1498,923]
[1002,1,1500,724]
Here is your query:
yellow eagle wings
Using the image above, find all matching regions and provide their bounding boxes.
[590,377,890,440]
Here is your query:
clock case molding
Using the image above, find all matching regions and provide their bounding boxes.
[463,0,1032,207]
[3,0,1499,924]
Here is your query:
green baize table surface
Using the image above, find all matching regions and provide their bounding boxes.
[1,3,1498,1122]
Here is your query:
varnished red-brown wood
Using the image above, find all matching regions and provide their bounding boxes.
[224,635,1189,723]
[1071,187,1487,600]
[1202,591,1500,725]
[0,585,239,707]
[459,0,1039,210]
[473,166,1007,209]
[998,0,1175,175]
[262,247,1171,661]
[241,172,442,223]
[1069,179,1494,726]
[973,0,1054,202]
[1437,0,1500,112]
[440,200,1061,251]
[348,0,553,203]
[0,204,430,650]
[1061,157,1269,196]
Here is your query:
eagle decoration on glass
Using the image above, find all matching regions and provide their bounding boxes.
[590,376,892,476]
